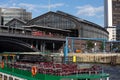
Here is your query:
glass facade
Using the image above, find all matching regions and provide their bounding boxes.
[28,12,76,29]
[80,23,108,39]
[0,8,31,25]
[112,0,120,26]
[28,11,108,39]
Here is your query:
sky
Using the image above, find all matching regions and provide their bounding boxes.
[0,0,104,26]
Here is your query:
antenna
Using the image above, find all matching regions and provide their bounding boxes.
[48,0,51,11]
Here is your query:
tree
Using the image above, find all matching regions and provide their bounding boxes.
[100,42,104,51]
[86,40,94,50]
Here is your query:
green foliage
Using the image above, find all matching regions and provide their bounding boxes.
[86,40,94,50]
[100,42,104,51]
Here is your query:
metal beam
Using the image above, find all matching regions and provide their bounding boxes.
[64,37,108,63]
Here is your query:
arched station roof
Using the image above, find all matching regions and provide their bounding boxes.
[27,11,108,34]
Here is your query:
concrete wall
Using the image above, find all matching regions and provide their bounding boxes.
[68,53,120,65]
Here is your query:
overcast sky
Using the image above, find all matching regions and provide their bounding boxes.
[0,0,104,26]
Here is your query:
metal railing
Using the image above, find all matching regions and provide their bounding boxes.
[0,31,66,41]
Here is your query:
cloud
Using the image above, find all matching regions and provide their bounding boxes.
[17,3,64,12]
[40,3,64,9]
[0,2,64,12]
[0,0,18,8]
[18,3,39,11]
[76,5,104,17]
[0,4,9,8]
[9,0,18,3]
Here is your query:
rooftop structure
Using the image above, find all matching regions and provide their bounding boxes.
[0,7,32,25]
[26,11,109,39]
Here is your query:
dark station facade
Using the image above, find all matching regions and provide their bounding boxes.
[0,11,109,52]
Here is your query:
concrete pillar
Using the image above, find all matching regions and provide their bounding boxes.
[40,43,43,52]
[7,75,9,80]
[89,71,91,75]
[40,41,45,52]
[13,77,15,80]
[31,40,33,47]
[42,41,45,52]
[36,40,38,49]
[103,40,106,53]
[100,78,102,80]
[107,77,109,80]
[2,74,4,80]
[72,39,74,53]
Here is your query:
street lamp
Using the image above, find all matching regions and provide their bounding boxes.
[111,43,113,52]
[94,42,96,53]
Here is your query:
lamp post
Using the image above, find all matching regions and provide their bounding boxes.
[111,43,113,52]
[94,42,96,53]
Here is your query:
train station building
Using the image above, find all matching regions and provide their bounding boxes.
[0,11,109,52]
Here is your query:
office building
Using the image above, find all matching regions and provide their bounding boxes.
[104,0,120,41]
[0,7,32,25]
